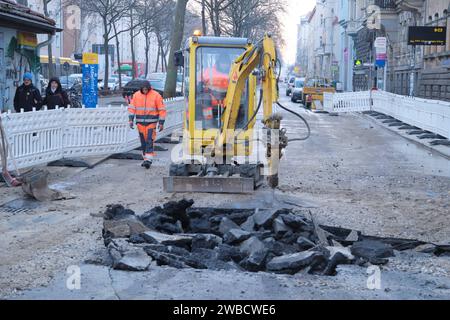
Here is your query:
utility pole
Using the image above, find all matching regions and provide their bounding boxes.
[43,0,54,79]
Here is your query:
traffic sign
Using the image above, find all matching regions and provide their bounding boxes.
[354,59,363,67]
[82,53,99,65]
[374,37,387,54]
[375,60,386,68]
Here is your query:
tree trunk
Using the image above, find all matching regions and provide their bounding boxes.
[43,1,54,79]
[155,45,160,72]
[162,43,169,72]
[130,9,137,79]
[144,36,150,78]
[113,22,122,89]
[103,17,110,89]
[164,0,188,98]
[47,35,54,79]
[201,0,207,35]
[214,6,221,36]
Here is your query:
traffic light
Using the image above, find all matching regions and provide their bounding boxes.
[354,59,363,67]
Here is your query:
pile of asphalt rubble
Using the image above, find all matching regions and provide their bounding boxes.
[97,200,450,275]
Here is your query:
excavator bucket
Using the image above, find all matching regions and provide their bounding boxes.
[163,163,264,194]
[19,169,63,202]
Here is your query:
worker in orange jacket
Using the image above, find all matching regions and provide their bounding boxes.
[201,55,231,124]
[128,81,166,169]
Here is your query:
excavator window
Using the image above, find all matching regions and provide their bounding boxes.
[195,46,249,130]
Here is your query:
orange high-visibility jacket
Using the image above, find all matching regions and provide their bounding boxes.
[202,67,229,95]
[128,90,166,125]
[202,67,230,107]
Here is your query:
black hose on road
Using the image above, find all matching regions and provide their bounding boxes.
[276,101,311,142]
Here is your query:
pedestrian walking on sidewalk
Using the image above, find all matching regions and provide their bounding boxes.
[128,81,166,169]
[13,72,43,112]
[43,77,70,109]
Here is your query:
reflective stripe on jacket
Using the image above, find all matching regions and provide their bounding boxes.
[128,90,166,125]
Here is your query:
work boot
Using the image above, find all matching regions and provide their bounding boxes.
[141,160,152,169]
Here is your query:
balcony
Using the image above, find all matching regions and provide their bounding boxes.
[346,20,363,37]
[395,0,425,12]
[374,0,397,9]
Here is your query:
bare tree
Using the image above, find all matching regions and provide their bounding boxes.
[195,0,236,36]
[74,0,134,85]
[138,0,167,78]
[193,0,286,44]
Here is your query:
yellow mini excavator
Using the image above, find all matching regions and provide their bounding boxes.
[163,33,309,194]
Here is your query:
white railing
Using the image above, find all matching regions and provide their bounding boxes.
[1,108,64,171]
[324,91,372,113]
[324,90,450,139]
[0,97,185,171]
[372,91,450,139]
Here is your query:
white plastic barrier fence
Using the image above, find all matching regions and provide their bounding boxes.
[372,91,450,139]
[0,97,185,171]
[323,91,372,113]
[64,107,129,158]
[324,90,450,139]
[0,108,64,171]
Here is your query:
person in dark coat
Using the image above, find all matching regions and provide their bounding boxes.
[13,72,43,112]
[43,77,70,109]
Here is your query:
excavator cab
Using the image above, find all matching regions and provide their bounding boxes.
[164,35,284,194]
[182,37,257,157]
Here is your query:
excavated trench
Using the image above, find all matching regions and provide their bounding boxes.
[97,200,450,276]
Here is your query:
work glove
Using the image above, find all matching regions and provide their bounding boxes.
[158,124,164,132]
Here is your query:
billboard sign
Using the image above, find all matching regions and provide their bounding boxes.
[408,27,446,46]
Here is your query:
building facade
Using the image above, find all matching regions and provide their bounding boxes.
[0,0,60,112]
[26,0,159,80]
[296,0,450,100]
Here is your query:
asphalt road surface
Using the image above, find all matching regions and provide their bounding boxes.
[1,91,449,299]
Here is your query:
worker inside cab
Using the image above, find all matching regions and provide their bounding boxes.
[196,48,249,130]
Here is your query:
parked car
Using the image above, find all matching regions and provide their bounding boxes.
[59,74,82,90]
[147,73,183,96]
[121,76,132,86]
[98,78,120,91]
[122,79,165,102]
[291,77,306,103]
[148,72,166,81]
[286,76,296,96]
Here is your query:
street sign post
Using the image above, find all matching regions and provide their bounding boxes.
[375,37,387,66]
[82,53,99,108]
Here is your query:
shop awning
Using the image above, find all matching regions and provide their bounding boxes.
[0,0,62,34]
[119,64,132,71]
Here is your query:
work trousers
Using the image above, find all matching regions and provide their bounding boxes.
[137,123,157,161]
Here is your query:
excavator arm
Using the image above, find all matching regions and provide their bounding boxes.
[215,34,286,188]
[164,34,294,193]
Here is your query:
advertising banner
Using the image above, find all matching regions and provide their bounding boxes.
[82,53,99,108]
